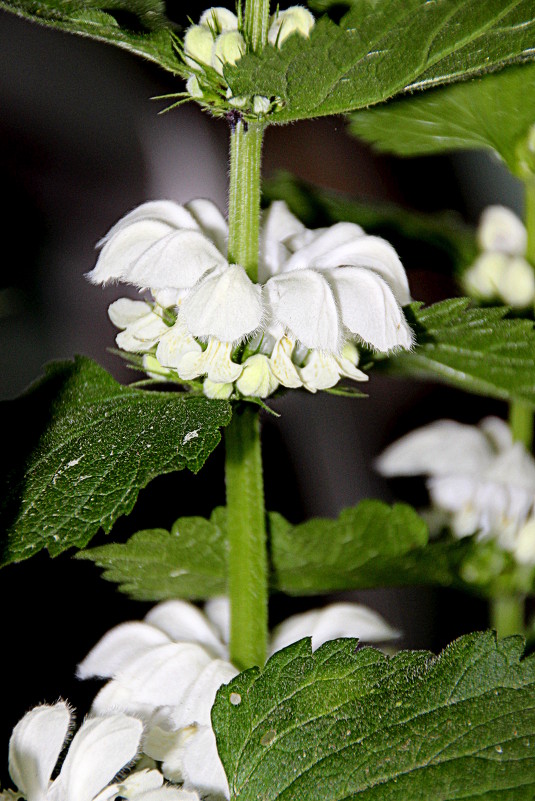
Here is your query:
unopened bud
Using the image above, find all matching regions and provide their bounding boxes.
[183,25,214,70]
[199,7,239,33]
[203,379,234,399]
[462,252,507,299]
[478,205,527,256]
[268,6,315,47]
[212,30,246,75]
[236,354,279,397]
[186,75,204,99]
[496,256,535,307]
[253,95,271,115]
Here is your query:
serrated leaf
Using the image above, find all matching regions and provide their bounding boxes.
[381,299,535,406]
[0,0,181,74]
[264,171,477,273]
[272,504,471,594]
[80,500,466,601]
[77,507,228,600]
[213,632,535,800]
[0,357,231,565]
[351,62,535,178]
[226,1,535,123]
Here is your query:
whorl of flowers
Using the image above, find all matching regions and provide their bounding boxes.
[181,6,315,115]
[88,199,414,400]
[462,205,535,308]
[376,416,535,566]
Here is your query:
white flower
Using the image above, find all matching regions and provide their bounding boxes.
[376,416,535,563]
[78,598,399,799]
[88,199,413,398]
[6,702,143,801]
[462,205,535,308]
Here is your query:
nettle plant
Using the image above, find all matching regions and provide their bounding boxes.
[2,0,535,798]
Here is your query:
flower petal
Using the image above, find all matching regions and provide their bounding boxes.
[128,231,228,291]
[180,726,230,800]
[282,222,365,272]
[264,269,340,351]
[179,339,242,383]
[108,299,153,329]
[97,202,200,247]
[115,313,169,353]
[203,597,230,646]
[9,702,71,801]
[269,336,303,388]
[168,660,238,730]
[89,221,177,285]
[96,643,214,712]
[144,601,227,658]
[52,716,142,801]
[156,319,202,370]
[259,201,305,281]
[185,199,228,257]
[270,603,400,654]
[327,266,413,352]
[182,265,262,343]
[376,420,495,478]
[313,236,411,306]
[77,622,172,680]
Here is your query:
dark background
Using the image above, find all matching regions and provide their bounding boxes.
[0,2,523,782]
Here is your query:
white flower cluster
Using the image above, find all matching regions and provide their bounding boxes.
[88,199,413,400]
[75,598,398,800]
[3,600,398,801]
[462,206,535,308]
[376,416,535,565]
[3,703,194,801]
[183,6,315,113]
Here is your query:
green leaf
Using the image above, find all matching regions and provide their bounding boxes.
[77,507,228,600]
[381,299,535,406]
[81,500,467,600]
[264,171,477,273]
[272,505,473,594]
[0,0,181,74]
[351,62,535,178]
[213,633,535,800]
[0,357,231,565]
[226,1,535,123]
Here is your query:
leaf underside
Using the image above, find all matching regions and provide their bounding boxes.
[0,357,231,565]
[226,0,535,122]
[0,0,181,73]
[213,633,535,800]
[350,61,535,176]
[382,299,535,407]
[79,500,476,600]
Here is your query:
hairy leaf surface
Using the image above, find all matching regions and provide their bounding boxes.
[226,0,535,122]
[0,357,231,564]
[351,62,535,177]
[80,501,467,599]
[213,633,535,800]
[0,0,180,73]
[383,300,535,406]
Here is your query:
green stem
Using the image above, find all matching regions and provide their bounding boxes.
[525,179,535,266]
[227,120,264,282]
[490,594,525,638]
[509,401,534,450]
[244,0,270,52]
[225,406,267,670]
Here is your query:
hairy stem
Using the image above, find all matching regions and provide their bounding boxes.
[244,0,270,52]
[228,120,264,283]
[225,406,267,670]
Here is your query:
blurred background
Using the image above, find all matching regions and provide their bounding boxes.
[0,2,524,779]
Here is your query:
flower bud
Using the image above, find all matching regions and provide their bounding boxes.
[212,31,246,75]
[253,95,270,115]
[268,6,315,47]
[462,252,507,299]
[496,256,535,307]
[478,205,527,255]
[203,379,234,399]
[514,519,535,565]
[199,7,239,33]
[183,25,214,70]
[186,75,204,99]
